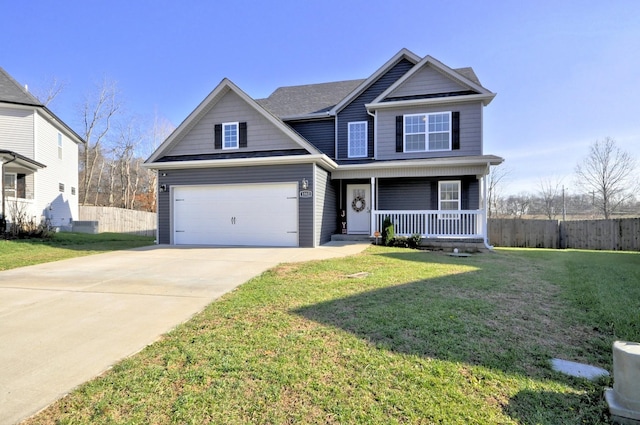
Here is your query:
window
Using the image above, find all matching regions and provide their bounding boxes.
[57,133,63,159]
[71,187,76,195]
[4,173,16,198]
[404,112,451,152]
[438,180,460,218]
[59,183,65,192]
[348,121,367,158]
[222,122,238,149]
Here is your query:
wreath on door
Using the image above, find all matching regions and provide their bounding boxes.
[351,195,366,212]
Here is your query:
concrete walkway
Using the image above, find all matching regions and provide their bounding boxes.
[0,242,369,425]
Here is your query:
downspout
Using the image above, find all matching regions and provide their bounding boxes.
[1,153,18,224]
[366,108,377,235]
[483,162,494,250]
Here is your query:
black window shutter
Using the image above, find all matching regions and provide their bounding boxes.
[239,122,247,148]
[452,111,460,150]
[214,124,222,149]
[430,181,438,209]
[395,116,403,152]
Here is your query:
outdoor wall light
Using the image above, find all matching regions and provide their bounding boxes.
[301,178,308,190]
[160,184,168,192]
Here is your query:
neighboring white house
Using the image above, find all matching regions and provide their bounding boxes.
[0,67,84,230]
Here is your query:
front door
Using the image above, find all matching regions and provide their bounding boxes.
[346,184,370,235]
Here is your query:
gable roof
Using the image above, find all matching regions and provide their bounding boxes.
[256,79,365,119]
[145,78,325,164]
[0,67,42,106]
[369,55,496,107]
[329,48,421,114]
[0,67,85,145]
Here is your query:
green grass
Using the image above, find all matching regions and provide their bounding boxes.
[0,232,154,270]
[25,247,640,424]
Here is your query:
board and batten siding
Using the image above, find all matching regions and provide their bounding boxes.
[0,107,34,157]
[158,163,315,246]
[314,165,337,245]
[288,119,335,157]
[376,101,483,160]
[388,64,469,98]
[35,111,79,227]
[167,90,302,157]
[336,58,415,160]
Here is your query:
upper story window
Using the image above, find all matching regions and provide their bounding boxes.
[404,112,451,152]
[222,122,239,150]
[58,133,63,159]
[348,121,367,158]
[4,173,17,198]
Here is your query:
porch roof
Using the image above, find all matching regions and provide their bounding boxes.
[331,155,503,180]
[0,150,46,172]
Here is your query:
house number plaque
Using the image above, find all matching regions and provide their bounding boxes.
[299,190,312,198]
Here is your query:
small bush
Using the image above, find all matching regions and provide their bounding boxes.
[382,217,394,246]
[408,233,422,249]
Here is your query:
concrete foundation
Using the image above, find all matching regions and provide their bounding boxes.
[606,341,640,424]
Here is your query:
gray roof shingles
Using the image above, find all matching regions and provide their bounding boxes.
[0,67,43,106]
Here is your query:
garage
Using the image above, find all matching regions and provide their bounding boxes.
[172,183,299,246]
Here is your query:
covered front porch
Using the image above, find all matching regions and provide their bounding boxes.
[331,156,502,246]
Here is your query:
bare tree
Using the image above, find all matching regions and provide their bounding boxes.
[79,78,121,205]
[487,165,510,218]
[537,177,564,219]
[31,76,67,106]
[505,193,531,217]
[574,137,637,219]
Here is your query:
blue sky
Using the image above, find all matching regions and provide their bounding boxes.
[3,0,639,195]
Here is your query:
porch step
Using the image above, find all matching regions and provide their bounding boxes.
[331,234,374,242]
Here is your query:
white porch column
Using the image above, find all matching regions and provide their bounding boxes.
[370,177,376,236]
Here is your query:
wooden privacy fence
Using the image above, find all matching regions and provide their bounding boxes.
[488,218,640,251]
[78,206,156,237]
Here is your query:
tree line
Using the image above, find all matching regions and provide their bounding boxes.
[37,78,173,212]
[488,137,639,220]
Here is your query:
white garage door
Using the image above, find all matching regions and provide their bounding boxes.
[173,183,298,246]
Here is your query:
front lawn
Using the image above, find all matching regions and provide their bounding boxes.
[25,247,639,424]
[0,232,154,270]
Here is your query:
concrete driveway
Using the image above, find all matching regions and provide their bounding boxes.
[0,242,368,425]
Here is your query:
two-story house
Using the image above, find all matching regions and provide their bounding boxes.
[144,49,503,249]
[0,67,84,231]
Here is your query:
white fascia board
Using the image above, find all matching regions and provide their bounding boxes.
[365,93,496,111]
[336,156,504,172]
[143,154,338,171]
[329,48,421,114]
[281,112,334,121]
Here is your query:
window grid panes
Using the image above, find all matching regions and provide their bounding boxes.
[348,121,367,158]
[223,123,238,149]
[405,112,451,152]
[439,181,460,211]
[4,173,16,198]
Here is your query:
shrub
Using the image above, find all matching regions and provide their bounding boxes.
[382,217,394,246]
[408,233,422,249]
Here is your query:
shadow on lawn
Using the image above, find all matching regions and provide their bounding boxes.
[505,388,609,424]
[292,251,551,377]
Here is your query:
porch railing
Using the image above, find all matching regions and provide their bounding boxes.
[372,210,485,238]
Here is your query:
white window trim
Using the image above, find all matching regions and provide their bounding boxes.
[57,133,63,159]
[438,180,461,219]
[347,121,368,158]
[4,172,17,198]
[404,112,452,153]
[222,122,239,150]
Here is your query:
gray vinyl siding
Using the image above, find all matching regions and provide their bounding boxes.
[288,119,335,157]
[314,165,337,245]
[337,59,414,160]
[158,164,315,246]
[389,64,468,98]
[167,90,301,156]
[377,101,483,160]
[377,177,479,210]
